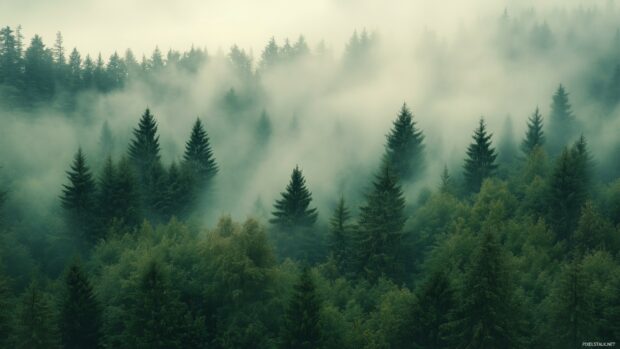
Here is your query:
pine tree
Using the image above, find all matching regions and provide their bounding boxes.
[270,166,318,229]
[281,267,322,349]
[547,84,576,156]
[547,144,589,243]
[14,282,59,349]
[549,259,595,349]
[410,270,456,349]
[260,37,279,70]
[328,196,352,273]
[183,118,218,188]
[356,162,406,281]
[521,107,545,155]
[128,108,165,216]
[60,148,98,244]
[0,26,23,89]
[23,35,55,102]
[463,118,498,193]
[98,157,141,230]
[447,231,522,349]
[384,103,425,182]
[60,261,101,349]
[125,261,186,349]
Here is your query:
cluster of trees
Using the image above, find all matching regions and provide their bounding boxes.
[60,109,217,247]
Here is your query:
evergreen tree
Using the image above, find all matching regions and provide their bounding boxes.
[384,103,425,182]
[125,260,186,349]
[521,107,545,155]
[281,267,322,349]
[60,148,98,244]
[60,261,101,349]
[439,165,454,194]
[128,108,165,215]
[463,118,498,193]
[182,118,218,188]
[356,162,406,281]
[97,157,142,230]
[447,231,522,349]
[547,85,576,156]
[82,55,94,88]
[0,26,23,89]
[23,35,54,102]
[67,48,82,92]
[260,37,279,70]
[14,282,59,349]
[328,196,352,273]
[410,270,456,349]
[549,259,595,349]
[270,166,318,229]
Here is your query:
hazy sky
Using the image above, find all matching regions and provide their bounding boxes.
[0,0,597,58]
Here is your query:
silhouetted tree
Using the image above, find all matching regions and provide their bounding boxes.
[270,166,318,229]
[328,196,352,273]
[547,85,576,156]
[384,103,425,182]
[463,118,497,193]
[521,107,545,155]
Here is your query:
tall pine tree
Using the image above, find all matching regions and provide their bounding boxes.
[281,267,322,349]
[328,196,352,273]
[60,260,101,349]
[60,148,98,245]
[521,107,545,155]
[463,118,497,193]
[270,166,318,229]
[182,118,218,190]
[547,84,576,157]
[384,103,425,182]
[356,162,406,281]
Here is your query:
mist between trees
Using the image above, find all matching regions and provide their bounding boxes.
[1,3,620,349]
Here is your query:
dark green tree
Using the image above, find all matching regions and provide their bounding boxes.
[23,35,54,102]
[281,267,322,349]
[384,103,425,182]
[97,157,141,230]
[356,162,406,281]
[447,231,522,349]
[67,48,81,91]
[183,118,218,188]
[270,166,318,229]
[328,196,352,273]
[521,107,545,155]
[60,148,98,245]
[60,261,101,349]
[14,282,59,349]
[463,118,498,193]
[0,26,23,90]
[410,270,456,349]
[547,84,576,156]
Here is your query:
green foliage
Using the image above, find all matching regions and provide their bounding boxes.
[384,103,425,182]
[14,282,59,349]
[183,118,218,187]
[60,260,101,349]
[328,196,353,274]
[356,163,406,281]
[281,267,322,348]
[547,85,576,156]
[521,107,545,155]
[271,166,318,229]
[463,118,498,193]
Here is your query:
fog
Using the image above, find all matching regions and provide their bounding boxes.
[1,0,620,229]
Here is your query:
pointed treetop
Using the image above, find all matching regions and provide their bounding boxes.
[521,107,545,154]
[270,165,318,229]
[463,118,498,193]
[385,102,426,182]
[183,118,218,180]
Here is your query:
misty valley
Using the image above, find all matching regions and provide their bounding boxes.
[2,3,620,349]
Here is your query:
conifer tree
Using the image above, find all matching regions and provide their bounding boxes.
[439,165,454,194]
[356,162,406,281]
[281,267,322,349]
[328,196,352,273]
[463,118,497,193]
[521,107,545,155]
[60,148,98,244]
[547,84,576,156]
[260,37,279,70]
[98,157,141,230]
[60,261,101,349]
[410,270,456,349]
[384,103,425,182]
[125,261,186,349]
[447,231,522,349]
[549,259,595,349]
[270,166,318,229]
[14,282,59,349]
[183,118,218,189]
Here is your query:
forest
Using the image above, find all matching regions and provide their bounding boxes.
[1,2,620,349]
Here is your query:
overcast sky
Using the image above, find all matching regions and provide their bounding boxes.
[0,0,598,58]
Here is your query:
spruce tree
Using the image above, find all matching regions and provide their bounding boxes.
[60,148,98,244]
[60,261,101,349]
[14,282,59,349]
[448,231,522,349]
[270,166,318,229]
[521,107,545,155]
[463,118,497,193]
[182,118,218,188]
[98,157,141,230]
[549,259,595,349]
[410,270,456,349]
[281,267,322,349]
[125,261,186,349]
[384,103,425,182]
[328,196,352,273]
[547,84,576,156]
[356,162,406,281]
